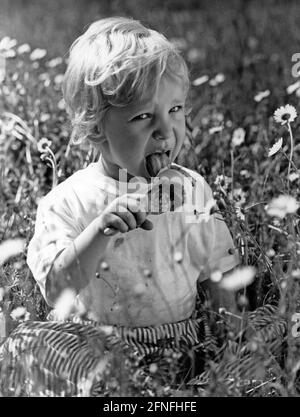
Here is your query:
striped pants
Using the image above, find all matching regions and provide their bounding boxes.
[0,310,217,396]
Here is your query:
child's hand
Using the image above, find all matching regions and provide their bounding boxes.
[98,193,153,236]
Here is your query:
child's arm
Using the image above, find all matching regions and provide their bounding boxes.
[46,193,153,304]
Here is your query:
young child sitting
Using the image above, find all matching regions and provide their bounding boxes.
[0,16,239,396]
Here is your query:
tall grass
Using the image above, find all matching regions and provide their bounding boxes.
[0,0,300,396]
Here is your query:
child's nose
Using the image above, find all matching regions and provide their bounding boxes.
[153,117,172,140]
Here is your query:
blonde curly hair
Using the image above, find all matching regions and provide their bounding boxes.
[62,16,189,147]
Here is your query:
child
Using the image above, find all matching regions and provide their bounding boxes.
[0,17,239,396]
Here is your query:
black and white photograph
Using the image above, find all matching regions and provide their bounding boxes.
[0,0,299,400]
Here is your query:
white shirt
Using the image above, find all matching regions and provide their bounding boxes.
[27,162,239,326]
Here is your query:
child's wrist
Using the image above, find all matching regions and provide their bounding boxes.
[95,216,114,238]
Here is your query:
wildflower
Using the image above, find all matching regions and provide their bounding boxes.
[17,44,31,55]
[266,195,299,219]
[39,114,50,124]
[2,50,16,58]
[0,238,25,265]
[268,137,283,157]
[266,248,275,258]
[219,266,256,291]
[149,363,158,373]
[46,57,63,68]
[209,125,223,134]
[37,137,52,153]
[214,175,232,189]
[292,269,300,279]
[231,127,246,147]
[30,48,47,61]
[209,73,225,86]
[54,288,76,321]
[287,80,300,95]
[235,206,245,221]
[231,188,246,206]
[10,306,30,321]
[254,90,270,102]
[0,36,17,51]
[57,99,66,110]
[240,169,250,178]
[54,74,64,85]
[289,172,299,182]
[192,75,209,87]
[273,105,297,125]
[280,280,287,290]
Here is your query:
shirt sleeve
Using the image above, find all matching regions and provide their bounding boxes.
[207,211,240,274]
[27,191,83,305]
[187,175,240,281]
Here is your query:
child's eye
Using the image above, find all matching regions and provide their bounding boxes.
[131,113,151,122]
[170,105,183,113]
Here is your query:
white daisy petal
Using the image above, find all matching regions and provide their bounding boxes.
[268,137,283,157]
[287,81,300,95]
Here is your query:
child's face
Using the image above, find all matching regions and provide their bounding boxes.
[100,72,187,181]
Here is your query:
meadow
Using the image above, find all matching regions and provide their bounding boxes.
[0,0,300,396]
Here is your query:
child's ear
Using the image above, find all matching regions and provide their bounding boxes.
[88,137,107,152]
[89,125,108,146]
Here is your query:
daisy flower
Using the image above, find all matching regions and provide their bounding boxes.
[273,104,297,125]
[231,127,246,147]
[37,137,52,153]
[219,266,256,291]
[30,48,47,61]
[10,306,30,321]
[17,43,31,55]
[265,195,299,219]
[0,238,25,265]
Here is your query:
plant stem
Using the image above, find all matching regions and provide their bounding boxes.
[287,122,294,192]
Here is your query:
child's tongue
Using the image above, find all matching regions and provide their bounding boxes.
[145,152,170,177]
